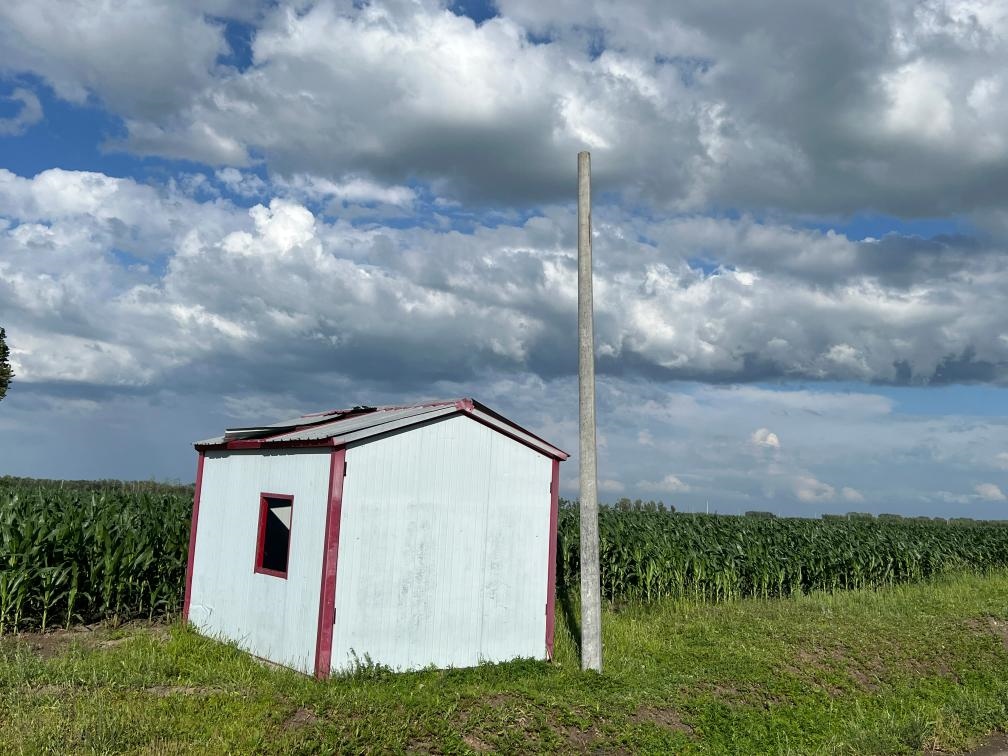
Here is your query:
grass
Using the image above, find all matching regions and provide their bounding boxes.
[2,572,1008,754]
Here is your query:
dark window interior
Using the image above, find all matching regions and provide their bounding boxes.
[258,495,292,576]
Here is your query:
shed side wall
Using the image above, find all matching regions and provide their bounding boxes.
[333,414,553,672]
[188,449,331,673]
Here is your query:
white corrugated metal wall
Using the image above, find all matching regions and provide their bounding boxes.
[332,415,553,672]
[188,448,331,673]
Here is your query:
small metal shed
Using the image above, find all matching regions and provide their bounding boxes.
[184,398,568,677]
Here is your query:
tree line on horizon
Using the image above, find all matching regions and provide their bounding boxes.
[579,498,1006,528]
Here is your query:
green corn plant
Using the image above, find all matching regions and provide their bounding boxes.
[0,569,25,634]
[65,562,79,629]
[37,565,69,632]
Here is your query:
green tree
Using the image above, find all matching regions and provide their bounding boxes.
[0,328,13,402]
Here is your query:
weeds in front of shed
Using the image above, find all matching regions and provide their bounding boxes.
[340,650,396,680]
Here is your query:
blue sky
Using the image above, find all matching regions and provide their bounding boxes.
[2,0,1008,518]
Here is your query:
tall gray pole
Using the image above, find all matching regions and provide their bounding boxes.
[577,150,602,672]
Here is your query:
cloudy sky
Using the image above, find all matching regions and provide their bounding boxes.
[2,0,1008,517]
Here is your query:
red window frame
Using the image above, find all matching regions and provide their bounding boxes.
[255,492,295,579]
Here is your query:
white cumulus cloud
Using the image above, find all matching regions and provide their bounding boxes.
[638,474,691,493]
[794,476,836,503]
[599,479,624,493]
[751,427,781,449]
[841,487,865,503]
[4,1,1007,215]
[974,483,1007,502]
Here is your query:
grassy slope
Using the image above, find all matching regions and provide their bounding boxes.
[2,572,1008,755]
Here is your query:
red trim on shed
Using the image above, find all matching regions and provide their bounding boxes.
[226,439,261,450]
[254,492,295,579]
[457,409,566,461]
[545,458,560,660]
[314,447,347,679]
[461,400,567,459]
[217,437,336,452]
[182,452,205,623]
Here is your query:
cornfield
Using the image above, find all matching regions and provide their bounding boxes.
[4,476,1008,632]
[0,477,191,632]
[557,502,1008,603]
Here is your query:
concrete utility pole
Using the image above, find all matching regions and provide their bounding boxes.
[577,150,603,673]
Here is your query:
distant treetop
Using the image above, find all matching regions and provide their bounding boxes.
[615,497,675,513]
[0,327,13,402]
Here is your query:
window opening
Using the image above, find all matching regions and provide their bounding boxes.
[256,493,293,577]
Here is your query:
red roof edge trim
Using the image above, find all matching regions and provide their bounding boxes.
[198,437,338,452]
[474,400,566,453]
[226,439,261,450]
[458,407,569,461]
[457,400,569,460]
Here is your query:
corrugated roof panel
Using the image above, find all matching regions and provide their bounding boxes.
[325,405,460,447]
[222,406,378,440]
[195,434,227,446]
[267,404,452,442]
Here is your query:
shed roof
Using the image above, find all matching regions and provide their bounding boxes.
[194,398,569,460]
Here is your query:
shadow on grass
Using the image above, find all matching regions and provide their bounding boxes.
[556,554,582,658]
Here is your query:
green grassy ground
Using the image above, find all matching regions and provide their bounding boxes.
[2,572,1008,755]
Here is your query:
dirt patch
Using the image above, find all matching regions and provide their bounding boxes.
[283,707,319,730]
[2,626,96,658]
[458,693,551,751]
[406,736,439,754]
[561,723,601,751]
[965,616,1008,653]
[2,621,171,660]
[630,705,693,734]
[27,684,67,696]
[968,733,1008,755]
[455,692,520,728]
[462,733,492,752]
[846,665,880,692]
[96,637,131,650]
[796,647,833,671]
[925,656,962,684]
[930,732,1008,756]
[481,693,519,709]
[788,641,962,694]
[691,681,791,708]
[144,685,230,697]
[986,619,1008,651]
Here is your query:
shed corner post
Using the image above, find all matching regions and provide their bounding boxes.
[182,451,206,625]
[546,457,561,660]
[314,446,347,679]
